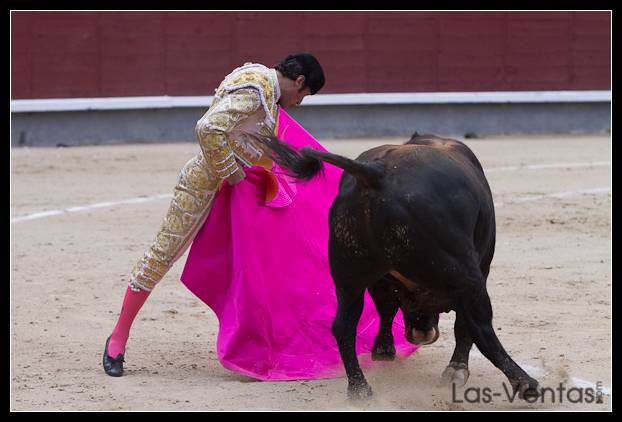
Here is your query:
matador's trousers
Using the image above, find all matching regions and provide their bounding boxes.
[128,154,221,292]
[128,147,272,293]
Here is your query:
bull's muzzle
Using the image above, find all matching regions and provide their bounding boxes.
[406,325,440,345]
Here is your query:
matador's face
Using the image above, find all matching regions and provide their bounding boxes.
[279,87,311,108]
[278,76,312,108]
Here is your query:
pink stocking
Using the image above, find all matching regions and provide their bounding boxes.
[107,287,150,357]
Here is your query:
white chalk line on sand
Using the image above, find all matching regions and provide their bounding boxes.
[485,161,610,173]
[570,377,612,396]
[10,194,173,224]
[10,186,611,224]
[493,187,611,208]
[519,364,611,396]
[469,351,612,396]
[10,161,611,225]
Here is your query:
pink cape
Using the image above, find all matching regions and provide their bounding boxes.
[180,108,417,381]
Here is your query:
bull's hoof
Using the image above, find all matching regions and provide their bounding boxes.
[371,343,396,361]
[441,362,470,387]
[513,379,540,401]
[347,382,373,401]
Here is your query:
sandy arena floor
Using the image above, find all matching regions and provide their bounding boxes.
[10,134,611,411]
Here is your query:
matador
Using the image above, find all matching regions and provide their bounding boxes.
[103,53,325,377]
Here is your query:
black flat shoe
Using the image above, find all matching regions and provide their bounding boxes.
[103,336,125,377]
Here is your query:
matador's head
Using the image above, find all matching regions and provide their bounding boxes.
[274,52,325,108]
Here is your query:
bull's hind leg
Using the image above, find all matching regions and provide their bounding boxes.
[456,268,540,400]
[368,277,400,361]
[441,315,472,387]
[332,285,372,400]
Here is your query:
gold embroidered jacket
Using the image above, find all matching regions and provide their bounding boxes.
[195,63,280,179]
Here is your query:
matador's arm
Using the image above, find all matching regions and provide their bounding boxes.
[195,88,262,180]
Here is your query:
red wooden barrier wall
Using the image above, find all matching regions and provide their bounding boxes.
[11,11,611,99]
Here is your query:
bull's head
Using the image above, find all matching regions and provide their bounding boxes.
[397,285,440,345]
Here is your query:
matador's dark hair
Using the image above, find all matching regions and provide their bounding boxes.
[274,52,325,95]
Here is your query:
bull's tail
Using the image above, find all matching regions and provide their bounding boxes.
[253,135,385,189]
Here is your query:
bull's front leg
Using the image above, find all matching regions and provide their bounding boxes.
[459,286,540,400]
[441,314,472,387]
[332,286,372,400]
[368,278,399,361]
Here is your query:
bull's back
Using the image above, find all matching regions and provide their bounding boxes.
[340,141,495,267]
[406,134,486,174]
[355,141,491,206]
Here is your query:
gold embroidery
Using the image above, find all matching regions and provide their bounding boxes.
[219,64,279,125]
[129,156,218,291]
[196,88,265,179]
[129,64,279,291]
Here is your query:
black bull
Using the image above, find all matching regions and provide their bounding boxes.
[255,132,540,400]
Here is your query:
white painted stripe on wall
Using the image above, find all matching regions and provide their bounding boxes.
[10,90,612,113]
[302,90,612,106]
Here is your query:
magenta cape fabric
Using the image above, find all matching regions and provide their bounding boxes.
[180,109,417,381]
